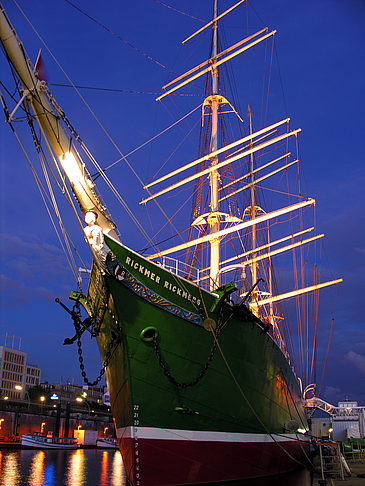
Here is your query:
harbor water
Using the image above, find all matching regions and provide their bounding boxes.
[0,448,311,485]
[0,449,126,486]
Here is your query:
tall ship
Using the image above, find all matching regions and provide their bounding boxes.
[0,1,342,484]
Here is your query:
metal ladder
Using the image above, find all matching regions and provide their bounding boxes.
[318,442,345,481]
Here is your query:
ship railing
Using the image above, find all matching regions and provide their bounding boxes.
[159,256,200,283]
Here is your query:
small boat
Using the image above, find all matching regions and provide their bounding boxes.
[97,437,119,449]
[21,433,78,450]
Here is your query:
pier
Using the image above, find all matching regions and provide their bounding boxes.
[0,397,114,448]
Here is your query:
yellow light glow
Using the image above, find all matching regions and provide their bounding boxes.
[165,28,268,91]
[14,385,22,391]
[76,397,83,403]
[141,128,300,205]
[220,152,290,192]
[147,198,315,259]
[221,227,314,266]
[59,152,84,183]
[219,159,298,202]
[145,118,290,190]
[252,279,343,307]
[3,396,8,400]
[198,228,317,283]
[77,425,82,430]
[28,450,45,486]
[157,30,276,101]
[40,396,45,402]
[0,418,5,429]
[244,234,324,266]
[66,447,85,486]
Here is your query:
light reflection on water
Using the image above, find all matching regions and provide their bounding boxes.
[0,449,126,486]
[1,451,21,486]
[29,451,45,485]
[66,449,87,486]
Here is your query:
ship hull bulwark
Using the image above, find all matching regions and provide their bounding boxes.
[87,236,309,485]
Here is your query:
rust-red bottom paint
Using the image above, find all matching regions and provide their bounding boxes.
[120,436,310,485]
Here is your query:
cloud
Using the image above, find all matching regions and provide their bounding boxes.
[324,385,341,397]
[345,351,365,374]
[0,232,79,308]
[0,272,56,307]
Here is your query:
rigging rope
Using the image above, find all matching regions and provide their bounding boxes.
[9,117,88,284]
[152,0,206,22]
[12,0,204,261]
[318,317,335,398]
[64,0,173,73]
[100,103,202,174]
[49,83,199,97]
[210,326,314,471]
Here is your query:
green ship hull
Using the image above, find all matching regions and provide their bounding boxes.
[84,235,310,485]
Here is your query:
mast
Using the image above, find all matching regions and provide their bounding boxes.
[248,106,258,300]
[208,0,220,290]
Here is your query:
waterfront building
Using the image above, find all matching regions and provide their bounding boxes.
[0,345,27,399]
[25,363,42,391]
[333,400,365,441]
[0,336,42,400]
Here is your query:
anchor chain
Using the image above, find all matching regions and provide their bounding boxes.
[77,328,120,386]
[152,314,225,388]
[76,302,122,386]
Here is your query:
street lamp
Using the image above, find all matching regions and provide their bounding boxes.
[14,384,22,400]
[0,418,5,429]
[76,397,91,415]
[40,395,45,413]
[13,385,30,407]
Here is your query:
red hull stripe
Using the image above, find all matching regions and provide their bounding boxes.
[118,434,310,485]
[117,426,308,443]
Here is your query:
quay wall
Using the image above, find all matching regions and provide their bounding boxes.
[0,404,114,441]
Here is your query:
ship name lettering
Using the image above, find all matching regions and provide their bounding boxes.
[125,256,160,284]
[163,280,200,306]
[125,256,200,306]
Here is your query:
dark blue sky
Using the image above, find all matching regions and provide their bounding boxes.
[0,0,364,404]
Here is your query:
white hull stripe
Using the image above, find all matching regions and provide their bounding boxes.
[116,426,308,443]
